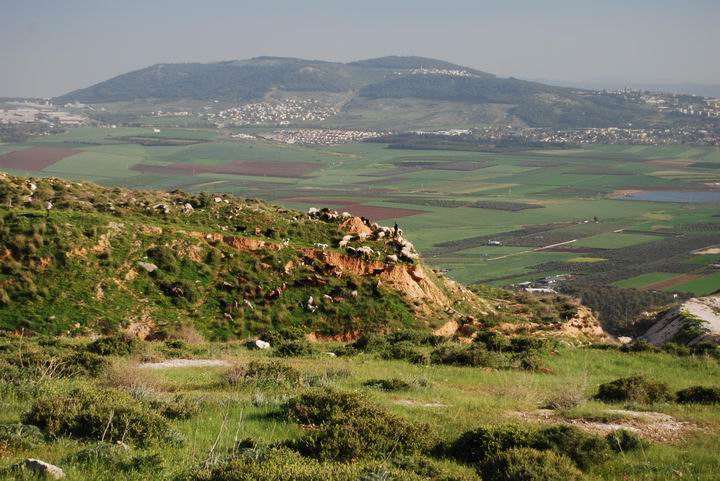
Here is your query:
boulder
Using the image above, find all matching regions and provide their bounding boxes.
[23,459,65,480]
[246,339,271,350]
[137,261,158,273]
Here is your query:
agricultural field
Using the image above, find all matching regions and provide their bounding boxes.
[1,127,719,297]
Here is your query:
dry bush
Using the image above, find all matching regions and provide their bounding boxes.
[169,324,206,345]
[544,375,588,410]
[102,359,166,399]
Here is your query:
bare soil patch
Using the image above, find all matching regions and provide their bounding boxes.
[0,147,82,171]
[139,359,230,369]
[510,409,694,442]
[131,160,321,178]
[645,159,695,168]
[642,274,701,291]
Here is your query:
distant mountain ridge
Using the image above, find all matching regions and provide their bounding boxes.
[56,55,660,128]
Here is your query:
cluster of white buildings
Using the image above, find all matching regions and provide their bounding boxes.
[400,67,475,78]
[587,89,720,119]
[410,129,472,136]
[468,124,720,147]
[536,127,720,146]
[151,110,192,117]
[209,99,337,126]
[258,129,385,146]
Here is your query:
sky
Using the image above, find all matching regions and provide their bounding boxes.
[1,0,718,97]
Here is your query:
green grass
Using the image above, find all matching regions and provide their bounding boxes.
[2,340,720,480]
[613,272,680,289]
[666,272,720,296]
[573,232,660,249]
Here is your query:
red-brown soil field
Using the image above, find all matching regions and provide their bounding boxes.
[0,148,82,171]
[131,160,321,178]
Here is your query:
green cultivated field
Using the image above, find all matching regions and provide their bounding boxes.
[614,272,680,289]
[2,127,720,295]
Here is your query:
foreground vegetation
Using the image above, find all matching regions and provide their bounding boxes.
[1,331,719,480]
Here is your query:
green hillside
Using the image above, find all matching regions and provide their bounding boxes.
[0,172,492,338]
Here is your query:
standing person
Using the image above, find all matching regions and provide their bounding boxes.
[46,201,53,218]
[394,222,399,237]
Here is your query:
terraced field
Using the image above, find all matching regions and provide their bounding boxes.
[1,128,719,296]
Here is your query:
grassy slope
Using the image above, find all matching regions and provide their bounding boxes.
[1,172,480,338]
[1,340,719,480]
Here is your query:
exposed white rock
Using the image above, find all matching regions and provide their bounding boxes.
[137,261,158,273]
[23,459,65,480]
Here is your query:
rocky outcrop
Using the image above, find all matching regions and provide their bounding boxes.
[641,296,720,345]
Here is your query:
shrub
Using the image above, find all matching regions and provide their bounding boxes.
[447,424,536,463]
[543,388,587,411]
[285,389,433,461]
[430,344,505,368]
[285,390,367,426]
[363,378,412,391]
[0,423,45,452]
[511,351,546,372]
[70,442,164,473]
[259,326,307,345]
[293,409,430,461]
[146,246,179,273]
[184,447,431,481]
[86,335,141,357]
[302,368,352,388]
[480,448,585,481]
[223,361,302,389]
[385,330,444,346]
[606,429,648,453]
[661,342,691,356]
[102,360,163,399]
[160,280,198,304]
[676,386,720,405]
[448,424,608,470]
[349,334,388,353]
[619,340,658,353]
[595,376,672,404]
[390,455,480,481]
[152,394,201,420]
[24,385,177,446]
[533,425,610,470]
[62,351,110,376]
[508,336,549,353]
[159,339,194,358]
[475,331,511,351]
[691,342,720,358]
[381,341,427,363]
[274,339,316,357]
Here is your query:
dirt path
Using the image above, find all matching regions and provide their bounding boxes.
[510,409,694,442]
[139,359,231,369]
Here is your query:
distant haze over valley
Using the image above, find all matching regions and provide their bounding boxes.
[534,79,720,99]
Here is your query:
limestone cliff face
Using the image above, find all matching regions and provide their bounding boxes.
[642,296,720,345]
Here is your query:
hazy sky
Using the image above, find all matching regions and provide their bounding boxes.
[2,0,718,97]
